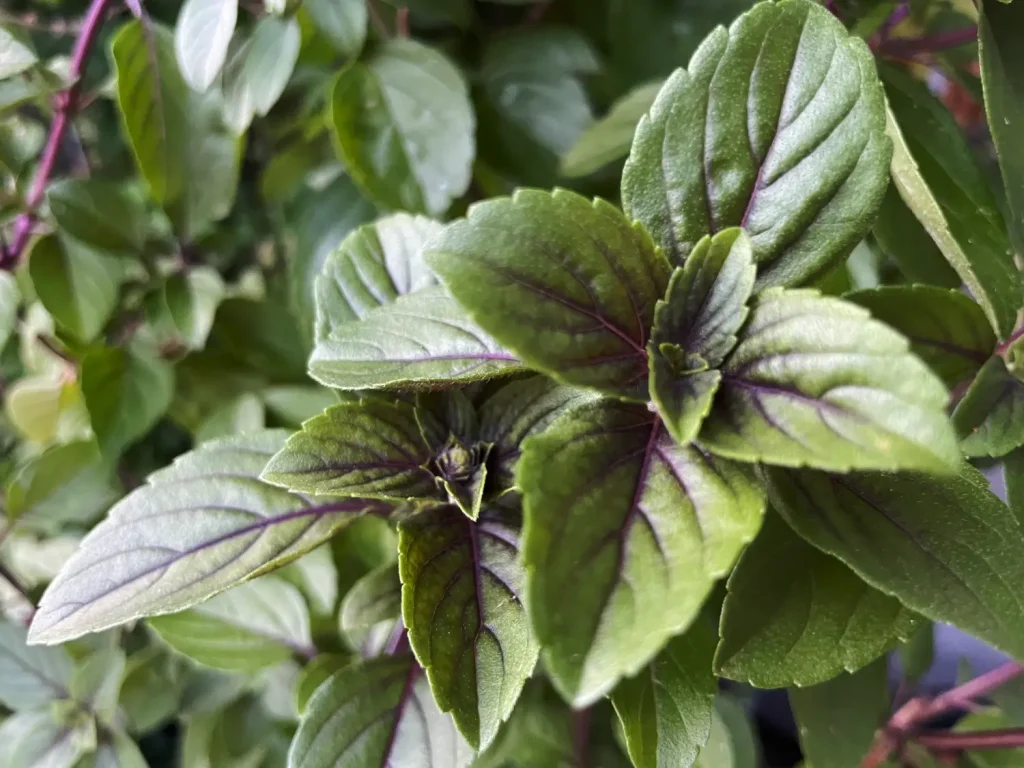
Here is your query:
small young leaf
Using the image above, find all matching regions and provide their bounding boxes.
[400,505,537,750]
[261,399,438,500]
[426,189,671,401]
[519,400,765,705]
[612,619,717,768]
[846,285,996,388]
[339,564,400,651]
[789,657,890,768]
[309,286,522,390]
[0,617,72,711]
[47,179,147,253]
[952,356,1024,458]
[622,0,890,287]
[221,17,301,133]
[314,213,441,342]
[174,0,237,92]
[330,39,474,216]
[649,228,755,444]
[698,288,960,473]
[715,511,919,688]
[289,655,474,768]
[149,576,313,671]
[303,0,367,57]
[766,464,1024,664]
[28,431,385,645]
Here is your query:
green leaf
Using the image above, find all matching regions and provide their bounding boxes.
[80,345,175,457]
[898,623,934,685]
[0,709,94,768]
[222,17,301,133]
[0,617,72,711]
[695,696,759,768]
[339,564,400,652]
[3,376,65,445]
[70,647,127,724]
[1005,446,1024,527]
[289,654,474,768]
[883,66,1020,339]
[0,272,17,350]
[715,510,919,688]
[427,189,671,401]
[0,25,37,79]
[561,80,662,178]
[766,464,1024,665]
[329,39,474,216]
[952,356,1024,458]
[280,542,338,618]
[649,228,754,445]
[303,0,366,57]
[872,186,960,288]
[149,575,313,671]
[174,0,238,92]
[400,504,536,750]
[789,657,890,768]
[145,268,224,352]
[117,647,187,734]
[980,0,1024,253]
[846,285,996,388]
[697,288,960,473]
[30,235,120,343]
[262,398,437,500]
[47,179,147,253]
[309,285,522,390]
[77,731,149,768]
[314,212,441,342]
[519,400,765,705]
[112,21,241,239]
[611,619,717,768]
[622,0,891,287]
[27,431,384,645]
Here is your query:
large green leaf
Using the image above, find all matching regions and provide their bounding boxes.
[400,505,536,750]
[766,465,1024,663]
[29,235,120,344]
[289,654,474,768]
[611,620,717,768]
[221,17,301,133]
[789,657,890,768]
[149,575,314,671]
[314,213,441,342]
[47,179,147,254]
[883,65,1020,339]
[261,399,437,500]
[846,285,996,388]
[715,511,919,688]
[80,345,175,457]
[427,189,671,401]
[330,39,474,215]
[174,0,237,91]
[303,0,366,57]
[28,431,384,645]
[622,0,891,288]
[649,228,754,445]
[952,356,1024,458]
[519,400,765,705]
[697,288,959,473]
[980,0,1024,253]
[112,21,241,239]
[0,617,72,711]
[0,25,36,79]
[309,286,522,390]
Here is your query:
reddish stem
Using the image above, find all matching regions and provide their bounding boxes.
[878,26,978,58]
[395,7,409,37]
[1,0,113,271]
[917,728,1024,751]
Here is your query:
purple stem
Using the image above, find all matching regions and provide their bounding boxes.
[879,2,911,38]
[1,0,113,270]
[878,26,978,58]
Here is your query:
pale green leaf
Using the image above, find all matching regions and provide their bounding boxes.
[329,39,474,216]
[28,431,384,645]
[846,285,995,387]
[309,285,522,390]
[117,646,188,734]
[314,212,441,342]
[145,268,225,352]
[612,620,717,768]
[622,0,891,287]
[80,345,175,457]
[194,392,265,443]
[519,400,765,705]
[952,356,1024,458]
[76,731,149,768]
[149,575,313,671]
[262,386,338,427]
[426,188,671,401]
[3,376,65,444]
[279,543,338,617]
[0,709,94,768]
[766,464,1024,664]
[289,655,474,768]
[649,228,754,445]
[0,272,18,350]
[898,623,934,685]
[70,647,127,724]
[715,511,919,688]
[174,0,238,92]
[339,564,400,652]
[47,179,147,253]
[303,0,366,57]
[222,17,300,133]
[698,288,960,473]
[296,654,351,715]
[0,617,72,711]
[694,696,759,768]
[0,25,36,79]
[400,504,536,750]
